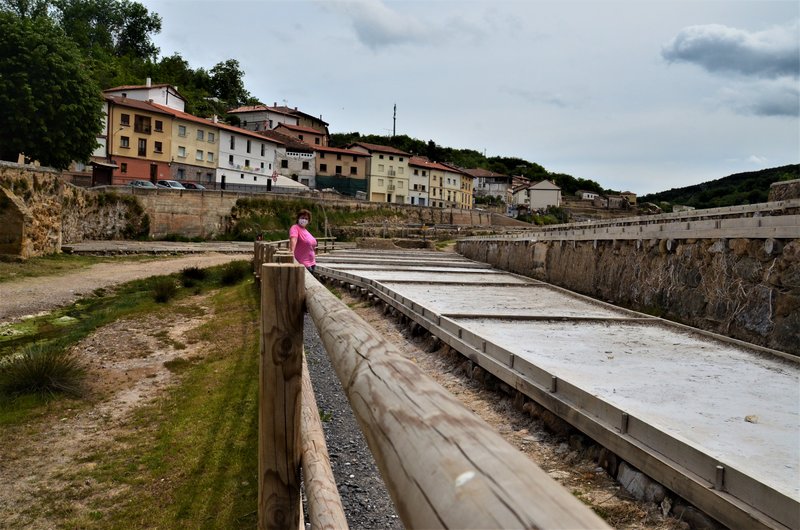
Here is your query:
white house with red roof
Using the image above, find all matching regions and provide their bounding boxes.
[103,78,187,112]
[215,122,295,192]
[259,129,316,188]
[228,103,329,136]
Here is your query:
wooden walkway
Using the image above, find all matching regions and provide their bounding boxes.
[315,248,799,530]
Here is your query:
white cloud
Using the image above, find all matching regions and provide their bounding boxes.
[747,155,769,165]
[717,78,800,117]
[662,20,800,78]
[321,0,431,50]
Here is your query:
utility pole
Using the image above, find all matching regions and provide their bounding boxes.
[393,103,396,137]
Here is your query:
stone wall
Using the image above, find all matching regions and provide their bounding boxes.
[457,236,800,355]
[0,163,149,258]
[769,179,800,201]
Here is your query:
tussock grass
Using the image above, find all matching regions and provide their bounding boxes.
[0,342,86,398]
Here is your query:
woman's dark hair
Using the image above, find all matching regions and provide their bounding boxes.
[297,208,312,222]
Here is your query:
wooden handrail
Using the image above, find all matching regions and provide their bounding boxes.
[304,273,609,529]
[301,355,348,529]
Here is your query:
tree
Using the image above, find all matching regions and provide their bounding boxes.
[0,0,51,18]
[210,59,250,108]
[0,12,104,168]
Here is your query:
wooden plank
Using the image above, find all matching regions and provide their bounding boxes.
[259,264,305,530]
[300,355,349,530]
[305,275,609,530]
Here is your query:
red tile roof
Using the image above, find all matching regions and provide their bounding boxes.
[275,122,326,135]
[148,102,280,144]
[408,156,459,173]
[348,142,410,156]
[315,145,370,157]
[257,129,314,152]
[105,95,173,116]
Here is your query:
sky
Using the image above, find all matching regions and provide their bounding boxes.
[136,0,799,195]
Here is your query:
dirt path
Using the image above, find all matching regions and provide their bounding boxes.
[0,253,248,323]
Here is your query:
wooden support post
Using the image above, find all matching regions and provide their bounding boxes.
[301,355,349,529]
[259,264,305,530]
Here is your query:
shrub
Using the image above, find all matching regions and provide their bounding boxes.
[220,261,251,286]
[181,266,207,288]
[153,278,178,303]
[0,342,86,397]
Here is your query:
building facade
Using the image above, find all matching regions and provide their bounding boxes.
[349,142,411,204]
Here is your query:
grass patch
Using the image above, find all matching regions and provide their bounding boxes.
[0,260,254,426]
[0,342,86,398]
[58,281,262,528]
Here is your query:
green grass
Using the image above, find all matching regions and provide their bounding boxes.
[0,260,253,425]
[0,254,158,284]
[58,281,262,529]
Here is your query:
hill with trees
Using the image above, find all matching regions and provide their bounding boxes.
[639,165,799,210]
[330,132,607,196]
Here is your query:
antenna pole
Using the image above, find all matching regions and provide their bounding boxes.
[393,103,396,137]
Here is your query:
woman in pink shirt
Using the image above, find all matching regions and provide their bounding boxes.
[289,208,317,272]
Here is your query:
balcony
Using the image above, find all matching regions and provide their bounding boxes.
[387,185,396,191]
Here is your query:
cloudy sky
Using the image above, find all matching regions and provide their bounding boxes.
[138,0,799,195]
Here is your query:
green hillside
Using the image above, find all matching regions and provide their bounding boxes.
[639,165,799,210]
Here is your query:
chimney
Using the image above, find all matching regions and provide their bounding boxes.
[146,77,151,87]
[212,115,218,123]
[121,92,127,98]
[273,101,277,107]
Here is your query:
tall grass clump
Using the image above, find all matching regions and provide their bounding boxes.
[153,278,178,303]
[0,342,86,397]
[180,266,208,288]
[219,260,251,286]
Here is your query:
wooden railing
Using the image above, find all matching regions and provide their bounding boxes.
[255,243,609,529]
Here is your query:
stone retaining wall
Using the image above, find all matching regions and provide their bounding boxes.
[457,236,799,355]
[770,179,800,201]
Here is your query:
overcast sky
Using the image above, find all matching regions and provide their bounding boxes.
[137,0,799,195]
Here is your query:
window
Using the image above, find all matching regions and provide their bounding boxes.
[260,162,265,169]
[120,163,127,173]
[120,114,130,126]
[378,164,384,172]
[389,156,394,160]
[134,115,151,134]
[336,154,341,160]
[320,163,327,172]
[228,154,234,164]
[281,160,288,168]
[378,179,384,186]
[399,167,404,174]
[350,167,357,175]
[245,159,250,168]
[352,156,357,162]
[315,138,320,145]
[178,146,186,158]
[154,120,163,132]
[299,135,304,141]
[197,130,204,141]
[379,154,384,159]
[178,125,187,137]
[120,136,130,148]
[208,132,215,143]
[335,165,342,174]
[177,168,185,178]
[320,153,326,159]
[196,150,204,161]
[399,157,404,162]
[422,170,427,177]
[302,161,309,170]
[246,139,251,153]
[138,138,147,156]
[230,136,235,149]
[154,141,163,153]
[414,169,419,175]
[196,171,201,179]
[207,152,214,162]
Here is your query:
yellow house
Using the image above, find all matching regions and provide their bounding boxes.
[349,142,411,204]
[151,103,219,186]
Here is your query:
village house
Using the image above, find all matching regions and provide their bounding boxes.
[349,142,411,204]
[313,145,370,197]
[228,103,329,136]
[258,129,316,188]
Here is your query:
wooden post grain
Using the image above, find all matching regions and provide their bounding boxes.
[259,264,305,530]
[301,355,349,529]
[305,275,609,529]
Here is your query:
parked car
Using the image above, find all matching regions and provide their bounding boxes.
[128,179,157,188]
[156,180,186,190]
[182,182,207,190]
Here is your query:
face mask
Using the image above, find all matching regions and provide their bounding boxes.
[298,219,309,227]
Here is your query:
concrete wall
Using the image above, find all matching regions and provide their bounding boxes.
[457,236,800,355]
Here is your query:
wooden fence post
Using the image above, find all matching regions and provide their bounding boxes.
[259,263,305,530]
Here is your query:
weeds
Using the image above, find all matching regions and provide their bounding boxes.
[152,278,178,303]
[0,342,86,398]
[220,260,251,286]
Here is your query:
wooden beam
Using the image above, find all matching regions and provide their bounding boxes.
[259,263,305,530]
[301,354,349,529]
[304,275,609,529]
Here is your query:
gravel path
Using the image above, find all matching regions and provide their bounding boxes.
[0,253,247,323]
[303,316,403,529]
